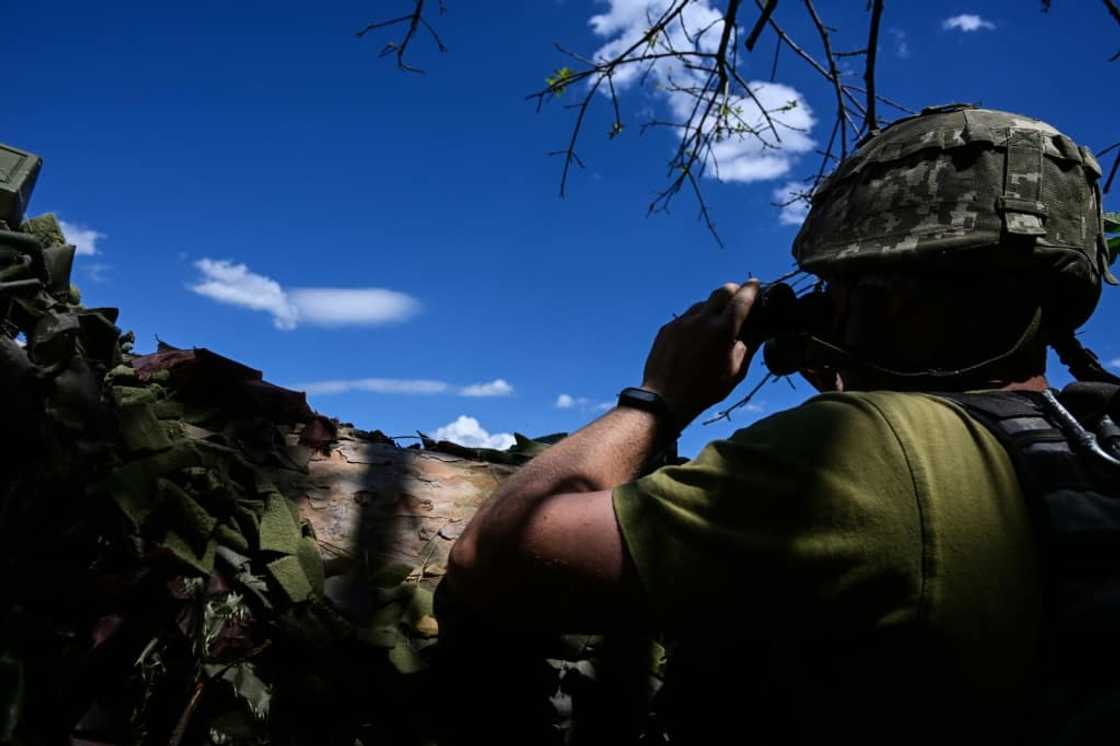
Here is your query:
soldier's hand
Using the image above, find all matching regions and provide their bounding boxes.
[641,279,759,427]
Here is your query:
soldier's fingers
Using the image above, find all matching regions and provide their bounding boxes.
[724,279,760,333]
[703,282,741,314]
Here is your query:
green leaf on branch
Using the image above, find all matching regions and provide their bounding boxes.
[546,67,574,95]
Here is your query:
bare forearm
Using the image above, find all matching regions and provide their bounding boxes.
[458,407,664,547]
[504,406,664,495]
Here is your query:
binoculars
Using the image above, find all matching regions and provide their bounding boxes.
[739,281,838,377]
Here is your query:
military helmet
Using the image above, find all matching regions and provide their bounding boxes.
[792,104,1113,331]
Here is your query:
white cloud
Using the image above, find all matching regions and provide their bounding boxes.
[191,259,298,329]
[590,0,815,185]
[942,14,996,32]
[288,288,419,327]
[556,393,614,412]
[890,28,910,58]
[772,181,811,226]
[432,416,516,450]
[460,379,514,397]
[298,378,450,396]
[59,220,106,256]
[82,262,112,284]
[189,258,419,330]
[295,376,513,397]
[1109,358,1120,370]
[555,392,582,409]
[710,401,766,419]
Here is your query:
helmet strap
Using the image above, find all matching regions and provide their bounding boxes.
[783,306,1046,388]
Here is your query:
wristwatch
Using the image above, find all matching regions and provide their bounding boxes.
[617,387,681,435]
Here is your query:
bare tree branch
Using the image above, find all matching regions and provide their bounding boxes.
[528,0,826,245]
[356,2,1120,243]
[1104,0,1120,59]
[814,116,841,186]
[745,0,779,51]
[842,85,915,115]
[769,33,783,80]
[703,373,773,425]
[364,1,918,243]
[1105,149,1120,194]
[357,0,447,73]
[528,2,695,201]
[525,0,909,243]
[804,1,850,158]
[752,2,869,121]
[1104,0,1120,26]
[553,77,602,199]
[754,1,830,77]
[864,0,884,133]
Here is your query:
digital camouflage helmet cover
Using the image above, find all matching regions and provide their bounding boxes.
[792,104,1115,332]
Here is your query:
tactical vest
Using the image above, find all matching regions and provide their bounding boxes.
[938,384,1120,745]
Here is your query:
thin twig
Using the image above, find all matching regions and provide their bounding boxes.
[1097,141,1120,158]
[1102,0,1120,59]
[841,84,916,115]
[357,0,447,73]
[753,0,827,77]
[606,71,624,139]
[1105,149,1120,194]
[703,373,773,425]
[554,78,600,199]
[770,33,783,80]
[754,2,879,123]
[529,2,694,200]
[804,0,849,157]
[863,0,884,133]
[813,116,841,188]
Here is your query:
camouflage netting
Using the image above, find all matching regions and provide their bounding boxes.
[0,214,666,745]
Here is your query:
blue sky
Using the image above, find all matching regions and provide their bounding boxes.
[6,1,1118,457]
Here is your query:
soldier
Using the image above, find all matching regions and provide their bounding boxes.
[444,105,1119,744]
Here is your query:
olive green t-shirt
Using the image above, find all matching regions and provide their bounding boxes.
[612,391,1042,742]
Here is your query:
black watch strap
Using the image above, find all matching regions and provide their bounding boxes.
[617,387,681,434]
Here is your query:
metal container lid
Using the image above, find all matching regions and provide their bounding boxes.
[0,143,43,230]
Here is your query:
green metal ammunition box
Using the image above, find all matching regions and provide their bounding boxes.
[0,143,42,229]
